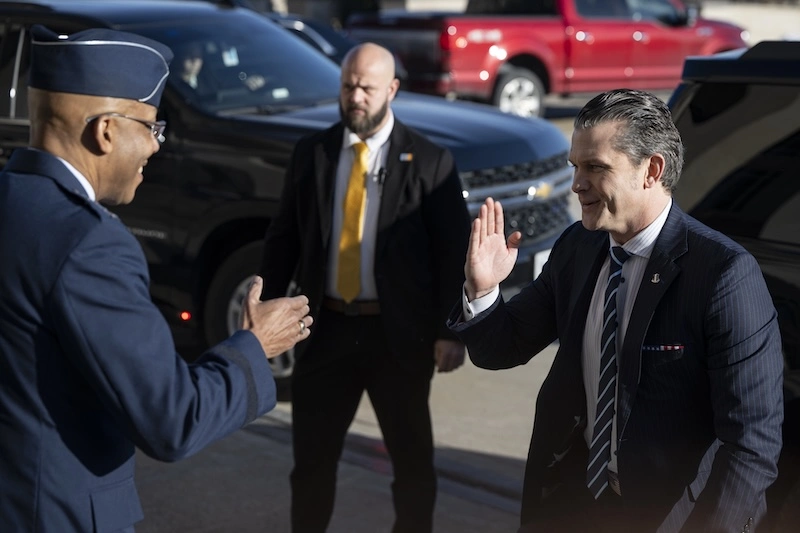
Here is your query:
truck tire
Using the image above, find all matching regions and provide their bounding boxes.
[203,241,295,397]
[492,67,546,118]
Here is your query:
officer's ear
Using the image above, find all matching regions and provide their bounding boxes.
[84,114,115,155]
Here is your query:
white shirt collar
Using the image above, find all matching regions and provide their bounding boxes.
[342,110,394,153]
[56,155,96,201]
[610,198,672,259]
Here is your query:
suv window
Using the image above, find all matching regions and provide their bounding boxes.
[673,77,800,372]
[674,82,800,247]
[0,24,28,119]
[129,15,340,114]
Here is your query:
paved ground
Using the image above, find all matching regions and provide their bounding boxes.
[135,418,523,533]
[135,350,557,532]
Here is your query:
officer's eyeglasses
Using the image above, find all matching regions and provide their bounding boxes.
[85,112,167,144]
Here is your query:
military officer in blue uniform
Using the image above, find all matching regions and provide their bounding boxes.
[0,25,312,532]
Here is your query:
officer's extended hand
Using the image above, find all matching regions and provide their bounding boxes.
[241,276,312,358]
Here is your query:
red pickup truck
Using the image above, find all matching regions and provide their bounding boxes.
[346,0,748,117]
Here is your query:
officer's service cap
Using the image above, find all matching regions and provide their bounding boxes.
[28,25,173,107]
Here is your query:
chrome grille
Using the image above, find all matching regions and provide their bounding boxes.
[460,152,568,189]
[506,194,572,243]
[461,151,574,247]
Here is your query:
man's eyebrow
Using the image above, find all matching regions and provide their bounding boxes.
[569,156,609,166]
[343,81,376,90]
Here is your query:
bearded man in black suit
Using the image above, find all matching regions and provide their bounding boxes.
[259,42,471,533]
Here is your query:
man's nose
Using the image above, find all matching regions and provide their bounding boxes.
[350,88,365,103]
[571,170,584,193]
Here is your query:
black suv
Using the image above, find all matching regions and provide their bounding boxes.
[669,41,800,532]
[0,0,574,382]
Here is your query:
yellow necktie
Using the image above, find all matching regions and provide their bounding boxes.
[337,142,369,303]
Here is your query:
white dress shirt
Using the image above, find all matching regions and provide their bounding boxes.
[464,199,673,474]
[53,152,96,201]
[325,112,394,301]
[581,199,671,473]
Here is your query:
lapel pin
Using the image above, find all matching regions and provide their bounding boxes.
[399,152,413,162]
[651,273,661,284]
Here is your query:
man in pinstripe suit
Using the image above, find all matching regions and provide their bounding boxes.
[449,89,783,532]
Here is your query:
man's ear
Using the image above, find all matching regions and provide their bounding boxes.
[85,116,114,155]
[644,153,666,188]
[388,78,400,101]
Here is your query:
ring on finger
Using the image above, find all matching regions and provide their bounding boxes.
[298,319,306,334]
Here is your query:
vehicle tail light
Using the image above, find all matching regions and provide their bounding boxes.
[439,26,453,51]
[439,25,455,71]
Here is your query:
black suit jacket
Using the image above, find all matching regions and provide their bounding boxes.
[260,119,470,363]
[449,203,783,532]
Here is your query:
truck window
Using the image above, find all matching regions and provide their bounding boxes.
[627,0,684,25]
[575,0,631,19]
[466,0,558,16]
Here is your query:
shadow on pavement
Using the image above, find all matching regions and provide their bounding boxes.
[135,415,523,533]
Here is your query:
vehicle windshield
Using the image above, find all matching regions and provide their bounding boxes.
[131,12,342,114]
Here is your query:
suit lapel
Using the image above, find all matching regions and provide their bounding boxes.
[569,231,608,326]
[617,204,688,439]
[561,232,607,416]
[556,231,608,428]
[316,126,344,247]
[375,121,415,259]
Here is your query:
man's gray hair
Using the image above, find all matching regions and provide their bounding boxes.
[574,89,684,192]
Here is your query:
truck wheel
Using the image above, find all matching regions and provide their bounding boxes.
[492,67,545,118]
[203,242,295,396]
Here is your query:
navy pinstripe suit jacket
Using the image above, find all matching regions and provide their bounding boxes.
[449,202,783,532]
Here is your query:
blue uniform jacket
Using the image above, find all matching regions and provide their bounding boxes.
[0,149,276,532]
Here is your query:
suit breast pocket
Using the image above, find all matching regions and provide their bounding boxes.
[642,344,686,366]
[638,342,704,405]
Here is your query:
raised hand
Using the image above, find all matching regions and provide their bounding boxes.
[464,198,521,300]
[241,276,313,358]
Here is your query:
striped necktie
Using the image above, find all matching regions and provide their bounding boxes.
[587,246,630,498]
[337,141,369,303]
